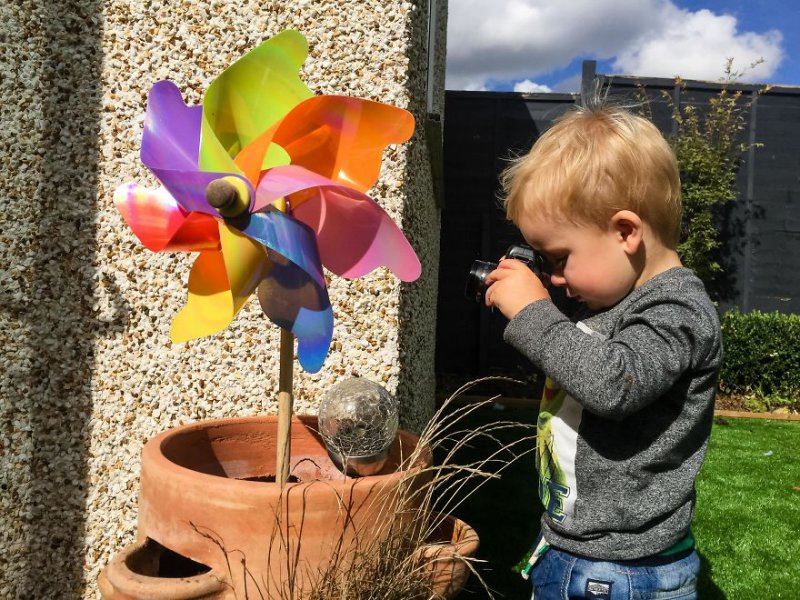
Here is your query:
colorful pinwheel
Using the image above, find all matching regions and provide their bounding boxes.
[114,30,421,373]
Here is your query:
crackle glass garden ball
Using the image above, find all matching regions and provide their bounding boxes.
[318,377,399,476]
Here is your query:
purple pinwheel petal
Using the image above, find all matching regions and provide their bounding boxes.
[140,80,253,217]
[150,171,252,217]
[141,81,202,170]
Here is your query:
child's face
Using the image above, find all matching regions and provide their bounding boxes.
[518,212,640,310]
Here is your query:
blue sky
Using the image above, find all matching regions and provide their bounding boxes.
[446,0,799,92]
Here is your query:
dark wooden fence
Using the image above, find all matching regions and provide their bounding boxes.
[436,64,800,379]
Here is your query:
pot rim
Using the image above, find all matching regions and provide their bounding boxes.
[141,414,431,494]
[101,538,228,595]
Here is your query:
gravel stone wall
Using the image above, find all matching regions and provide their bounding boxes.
[0,1,446,596]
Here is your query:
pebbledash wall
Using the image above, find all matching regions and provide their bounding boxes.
[0,1,447,597]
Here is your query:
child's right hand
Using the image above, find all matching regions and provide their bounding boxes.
[484,258,550,320]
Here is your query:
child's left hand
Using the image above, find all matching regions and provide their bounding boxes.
[485,258,550,320]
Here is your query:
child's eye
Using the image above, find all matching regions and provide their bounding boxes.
[551,256,567,271]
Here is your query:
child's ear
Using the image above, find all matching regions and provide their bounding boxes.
[610,210,643,255]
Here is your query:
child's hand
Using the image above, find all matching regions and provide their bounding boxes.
[485,258,550,320]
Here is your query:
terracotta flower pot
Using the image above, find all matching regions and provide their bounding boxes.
[100,512,480,600]
[419,514,480,600]
[100,415,433,599]
[98,538,228,599]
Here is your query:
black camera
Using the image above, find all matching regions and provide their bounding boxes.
[465,244,549,303]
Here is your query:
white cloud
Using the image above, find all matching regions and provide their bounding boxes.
[460,79,489,91]
[446,0,663,88]
[612,6,783,82]
[513,79,552,93]
[446,0,784,90]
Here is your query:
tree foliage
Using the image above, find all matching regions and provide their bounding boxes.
[639,59,769,290]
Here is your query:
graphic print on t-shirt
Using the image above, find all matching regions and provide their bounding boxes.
[537,378,581,523]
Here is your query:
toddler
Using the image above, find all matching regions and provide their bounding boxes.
[485,104,722,600]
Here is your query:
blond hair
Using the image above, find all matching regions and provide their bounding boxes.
[501,105,682,247]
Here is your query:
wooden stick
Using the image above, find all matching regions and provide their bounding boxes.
[272,196,295,488]
[276,327,295,487]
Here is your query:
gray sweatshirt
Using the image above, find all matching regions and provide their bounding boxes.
[504,267,721,560]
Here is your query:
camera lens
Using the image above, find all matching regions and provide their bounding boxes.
[465,260,497,302]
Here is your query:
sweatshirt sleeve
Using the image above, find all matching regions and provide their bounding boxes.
[504,295,715,419]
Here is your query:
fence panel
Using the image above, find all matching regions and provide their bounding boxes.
[437,74,800,379]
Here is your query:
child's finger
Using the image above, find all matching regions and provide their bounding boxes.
[498,258,527,269]
[485,268,511,285]
[484,279,501,306]
[486,261,528,284]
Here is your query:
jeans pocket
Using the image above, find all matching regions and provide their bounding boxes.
[565,557,632,599]
[530,549,565,600]
[632,552,700,600]
[637,583,697,600]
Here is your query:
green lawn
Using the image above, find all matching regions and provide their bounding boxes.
[694,417,800,599]
[441,406,799,599]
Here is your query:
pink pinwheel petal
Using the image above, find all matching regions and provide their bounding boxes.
[254,166,420,281]
[293,188,421,281]
[252,164,335,212]
[114,183,220,252]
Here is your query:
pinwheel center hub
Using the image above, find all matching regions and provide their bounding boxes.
[206,176,249,218]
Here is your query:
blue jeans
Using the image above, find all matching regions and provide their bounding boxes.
[529,545,700,600]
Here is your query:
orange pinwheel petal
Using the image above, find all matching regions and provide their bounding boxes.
[271,95,414,194]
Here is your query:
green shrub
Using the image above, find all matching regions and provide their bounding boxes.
[719,309,800,410]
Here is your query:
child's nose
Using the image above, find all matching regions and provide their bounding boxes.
[549,273,567,288]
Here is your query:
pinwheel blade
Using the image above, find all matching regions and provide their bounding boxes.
[253,166,421,281]
[114,183,220,252]
[141,80,202,171]
[171,223,269,342]
[141,80,254,216]
[200,30,313,175]
[237,209,327,289]
[271,95,415,193]
[241,210,333,372]
[171,251,236,342]
[257,270,333,374]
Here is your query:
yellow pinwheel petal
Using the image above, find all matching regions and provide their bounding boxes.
[171,222,270,342]
[199,30,313,175]
[171,251,233,342]
[219,222,271,312]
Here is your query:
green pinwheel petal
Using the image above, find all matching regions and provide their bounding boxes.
[199,29,313,174]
